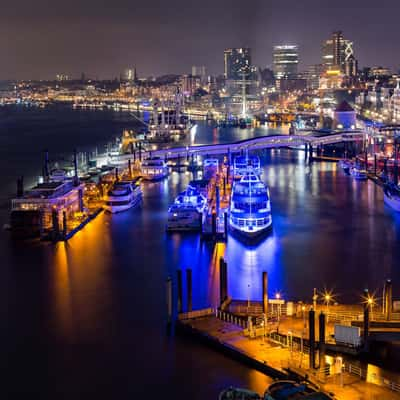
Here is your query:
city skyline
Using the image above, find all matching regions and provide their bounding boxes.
[1,0,400,80]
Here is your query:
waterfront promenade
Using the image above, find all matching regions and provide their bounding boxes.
[178,313,400,399]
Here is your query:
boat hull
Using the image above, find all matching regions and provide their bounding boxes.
[229,220,273,242]
[104,194,142,214]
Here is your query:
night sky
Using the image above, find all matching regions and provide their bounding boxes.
[1,0,399,80]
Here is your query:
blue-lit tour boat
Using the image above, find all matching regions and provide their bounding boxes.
[384,183,400,211]
[350,166,368,180]
[140,157,169,180]
[103,180,142,213]
[233,155,261,178]
[229,169,272,238]
[166,185,208,231]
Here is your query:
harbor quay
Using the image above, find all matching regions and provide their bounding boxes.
[170,262,400,399]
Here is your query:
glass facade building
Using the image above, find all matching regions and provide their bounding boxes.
[273,45,299,80]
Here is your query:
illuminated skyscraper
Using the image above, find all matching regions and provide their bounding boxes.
[124,68,137,82]
[224,48,251,81]
[322,31,355,74]
[273,45,299,80]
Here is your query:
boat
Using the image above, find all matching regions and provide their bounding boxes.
[166,185,208,231]
[338,159,351,174]
[350,166,368,180]
[103,179,142,213]
[203,158,219,180]
[264,380,333,399]
[140,157,169,180]
[229,169,272,239]
[383,183,400,211]
[233,155,261,178]
[219,387,261,400]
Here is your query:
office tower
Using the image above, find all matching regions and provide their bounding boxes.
[191,66,207,78]
[306,64,324,90]
[124,68,137,82]
[322,31,356,74]
[224,48,251,80]
[273,45,299,80]
[345,55,358,77]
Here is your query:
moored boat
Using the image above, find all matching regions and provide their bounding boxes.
[140,157,169,180]
[103,179,142,213]
[264,380,333,399]
[219,386,261,400]
[166,185,208,231]
[229,169,272,239]
[350,166,367,180]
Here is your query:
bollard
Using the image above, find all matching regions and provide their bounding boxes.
[186,269,192,312]
[262,271,268,316]
[319,312,326,370]
[166,277,172,324]
[177,269,183,314]
[309,309,316,369]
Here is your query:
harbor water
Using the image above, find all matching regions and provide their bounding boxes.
[2,105,400,398]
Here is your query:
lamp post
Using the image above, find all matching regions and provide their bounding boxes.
[324,294,331,323]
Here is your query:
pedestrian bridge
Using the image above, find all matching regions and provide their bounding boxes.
[147,131,365,160]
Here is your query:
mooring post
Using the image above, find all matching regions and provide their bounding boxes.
[212,210,217,240]
[186,269,192,312]
[62,211,67,239]
[52,209,59,242]
[128,159,132,179]
[385,279,392,321]
[363,288,370,349]
[262,271,268,316]
[224,212,228,239]
[309,309,316,369]
[115,167,119,182]
[177,269,183,314]
[319,312,326,370]
[219,257,225,305]
[374,154,377,176]
[223,260,228,301]
[166,276,172,324]
[216,186,220,216]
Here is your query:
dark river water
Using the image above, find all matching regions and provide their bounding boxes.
[2,105,400,399]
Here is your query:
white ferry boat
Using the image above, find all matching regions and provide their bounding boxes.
[229,169,272,238]
[140,157,169,180]
[166,185,208,231]
[351,166,368,180]
[383,183,400,211]
[233,155,261,178]
[103,180,142,213]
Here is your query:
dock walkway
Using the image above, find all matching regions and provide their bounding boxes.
[177,313,400,400]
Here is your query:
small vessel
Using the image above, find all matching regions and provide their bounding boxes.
[229,169,272,239]
[350,166,368,180]
[219,387,260,400]
[140,157,169,180]
[203,158,219,180]
[383,183,400,211]
[264,380,333,399]
[233,155,261,178]
[166,185,208,231]
[338,159,351,174]
[103,179,142,213]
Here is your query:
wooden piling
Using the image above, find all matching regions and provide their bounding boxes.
[319,312,326,369]
[166,276,172,323]
[186,269,192,312]
[177,269,183,314]
[262,272,268,316]
[309,309,316,369]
